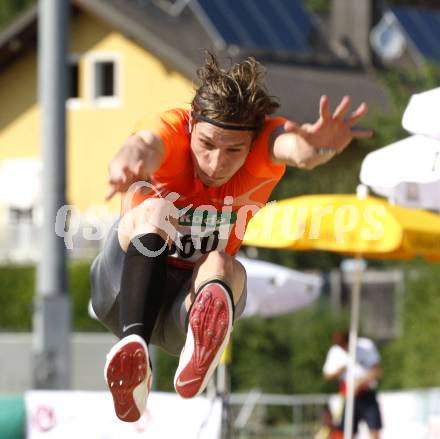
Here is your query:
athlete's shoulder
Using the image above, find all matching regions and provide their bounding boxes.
[152,108,191,141]
[259,115,288,135]
[151,109,192,178]
[328,344,346,357]
[357,337,379,356]
[133,108,190,137]
[158,108,190,128]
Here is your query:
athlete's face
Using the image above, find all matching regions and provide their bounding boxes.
[190,121,254,187]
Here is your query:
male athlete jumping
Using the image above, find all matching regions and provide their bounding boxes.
[90,52,372,422]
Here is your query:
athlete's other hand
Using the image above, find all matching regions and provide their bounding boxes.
[105,131,166,201]
[106,141,147,201]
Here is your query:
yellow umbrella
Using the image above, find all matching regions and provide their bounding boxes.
[243,194,440,439]
[244,194,440,258]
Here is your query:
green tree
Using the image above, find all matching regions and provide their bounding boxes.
[230,303,349,394]
[304,0,329,13]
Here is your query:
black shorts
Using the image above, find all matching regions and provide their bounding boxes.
[338,390,383,434]
[90,221,247,355]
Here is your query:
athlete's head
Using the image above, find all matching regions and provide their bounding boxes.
[333,330,349,350]
[190,52,279,187]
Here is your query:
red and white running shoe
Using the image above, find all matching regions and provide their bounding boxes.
[174,282,233,398]
[104,334,152,422]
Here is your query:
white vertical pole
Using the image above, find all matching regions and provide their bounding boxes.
[343,255,363,439]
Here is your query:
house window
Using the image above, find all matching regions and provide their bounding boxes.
[89,54,121,107]
[67,54,83,109]
[94,61,115,98]
[68,59,80,99]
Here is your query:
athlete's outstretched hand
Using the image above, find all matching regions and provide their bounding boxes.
[106,132,163,201]
[283,95,373,154]
[106,154,146,201]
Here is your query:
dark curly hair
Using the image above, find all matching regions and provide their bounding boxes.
[192,52,279,129]
[333,330,349,348]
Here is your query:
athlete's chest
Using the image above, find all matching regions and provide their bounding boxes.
[151,164,276,212]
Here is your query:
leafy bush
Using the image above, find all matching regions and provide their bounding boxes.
[0,261,103,332]
[0,265,34,331]
[380,261,440,390]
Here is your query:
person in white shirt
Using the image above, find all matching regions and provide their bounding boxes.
[323,330,383,439]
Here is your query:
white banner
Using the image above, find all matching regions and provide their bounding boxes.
[25,391,222,439]
[330,389,440,439]
[379,389,440,439]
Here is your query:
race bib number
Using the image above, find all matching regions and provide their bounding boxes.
[168,208,236,262]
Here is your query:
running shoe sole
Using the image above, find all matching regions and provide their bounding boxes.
[174,283,233,398]
[104,334,152,422]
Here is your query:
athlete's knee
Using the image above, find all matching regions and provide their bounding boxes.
[118,197,179,249]
[206,251,245,283]
[197,252,246,304]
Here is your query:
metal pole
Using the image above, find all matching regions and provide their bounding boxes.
[343,256,363,439]
[34,0,71,389]
[217,362,227,395]
[218,341,231,438]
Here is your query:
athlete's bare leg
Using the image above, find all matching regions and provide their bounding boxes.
[174,251,246,398]
[105,197,178,422]
[186,250,246,309]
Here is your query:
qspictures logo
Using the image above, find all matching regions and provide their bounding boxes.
[55,181,389,256]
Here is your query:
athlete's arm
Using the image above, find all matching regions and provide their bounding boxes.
[355,364,382,390]
[270,95,373,170]
[106,130,164,201]
[323,365,346,381]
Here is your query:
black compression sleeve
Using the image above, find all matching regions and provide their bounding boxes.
[119,233,168,344]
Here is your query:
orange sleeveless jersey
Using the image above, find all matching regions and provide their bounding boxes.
[122,109,286,266]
